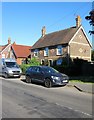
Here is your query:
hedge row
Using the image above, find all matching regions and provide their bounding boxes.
[20,64,31,74]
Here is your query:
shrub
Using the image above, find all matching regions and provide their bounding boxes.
[28,57,40,66]
[20,64,31,74]
[20,57,41,74]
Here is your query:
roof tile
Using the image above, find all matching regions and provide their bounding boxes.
[31,26,79,49]
[12,44,31,58]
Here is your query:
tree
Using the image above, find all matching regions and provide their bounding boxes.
[28,57,40,66]
[85,10,94,35]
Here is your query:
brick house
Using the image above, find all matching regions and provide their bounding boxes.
[0,37,11,59]
[31,16,92,66]
[0,38,31,65]
[11,43,31,65]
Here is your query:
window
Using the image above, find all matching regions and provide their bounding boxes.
[32,67,40,73]
[44,47,49,56]
[57,45,62,55]
[56,58,63,65]
[34,49,38,57]
[36,67,40,73]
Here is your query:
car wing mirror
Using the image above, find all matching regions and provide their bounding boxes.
[2,65,5,69]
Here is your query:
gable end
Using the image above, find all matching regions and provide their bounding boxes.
[69,26,92,48]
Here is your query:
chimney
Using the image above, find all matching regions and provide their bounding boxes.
[76,15,81,27]
[8,37,11,44]
[42,26,46,37]
[13,41,16,45]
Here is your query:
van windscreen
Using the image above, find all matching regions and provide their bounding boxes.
[5,62,18,68]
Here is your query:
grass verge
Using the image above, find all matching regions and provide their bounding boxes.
[69,76,94,83]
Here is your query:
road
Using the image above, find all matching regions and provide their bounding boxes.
[0,77,93,118]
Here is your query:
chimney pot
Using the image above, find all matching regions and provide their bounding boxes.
[13,41,16,45]
[8,37,11,44]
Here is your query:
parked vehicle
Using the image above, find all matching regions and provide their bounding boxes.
[25,66,69,88]
[0,58,22,78]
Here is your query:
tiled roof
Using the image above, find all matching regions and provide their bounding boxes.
[12,44,32,58]
[31,26,80,50]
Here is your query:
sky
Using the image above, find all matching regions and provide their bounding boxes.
[1,1,93,47]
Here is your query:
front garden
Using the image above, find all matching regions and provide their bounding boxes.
[20,57,94,83]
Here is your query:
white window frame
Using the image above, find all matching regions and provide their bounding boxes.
[34,49,38,57]
[57,45,62,55]
[44,47,49,56]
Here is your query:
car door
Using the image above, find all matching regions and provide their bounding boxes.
[28,66,35,80]
[32,67,44,83]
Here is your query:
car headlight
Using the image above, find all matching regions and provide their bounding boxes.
[20,69,22,73]
[8,70,13,73]
[51,76,60,80]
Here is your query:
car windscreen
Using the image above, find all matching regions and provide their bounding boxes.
[5,62,19,68]
[42,67,59,74]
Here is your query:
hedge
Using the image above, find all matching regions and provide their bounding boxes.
[20,64,31,74]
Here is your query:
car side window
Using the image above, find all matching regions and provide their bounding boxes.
[29,67,41,73]
[36,67,40,73]
[34,67,40,73]
[31,67,37,72]
[28,67,33,71]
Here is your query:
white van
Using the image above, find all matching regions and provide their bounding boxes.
[0,58,22,78]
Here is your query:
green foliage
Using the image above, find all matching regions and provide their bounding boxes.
[28,57,40,66]
[20,64,31,74]
[20,57,41,74]
[85,10,94,35]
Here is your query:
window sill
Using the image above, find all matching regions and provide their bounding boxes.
[56,54,62,56]
[44,55,48,57]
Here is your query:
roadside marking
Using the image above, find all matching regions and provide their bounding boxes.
[55,102,92,117]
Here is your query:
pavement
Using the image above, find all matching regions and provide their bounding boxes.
[67,81,94,94]
[21,75,94,94]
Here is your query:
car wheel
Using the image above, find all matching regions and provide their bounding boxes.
[17,76,21,79]
[4,73,8,78]
[44,78,52,88]
[26,75,31,83]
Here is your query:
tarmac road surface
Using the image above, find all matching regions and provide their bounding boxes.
[0,77,93,118]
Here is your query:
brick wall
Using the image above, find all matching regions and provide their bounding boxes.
[70,29,91,61]
[1,44,11,58]
[32,45,68,63]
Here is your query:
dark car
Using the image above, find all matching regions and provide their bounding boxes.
[25,66,69,88]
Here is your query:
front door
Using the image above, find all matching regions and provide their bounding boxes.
[49,60,53,66]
